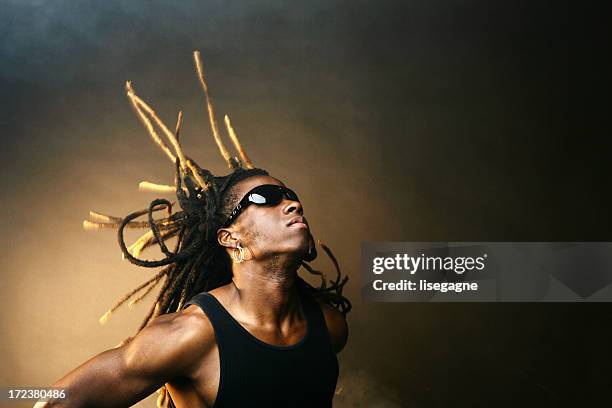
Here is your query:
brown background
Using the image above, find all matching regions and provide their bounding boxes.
[1,1,609,407]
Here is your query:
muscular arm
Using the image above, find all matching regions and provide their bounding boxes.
[40,310,212,408]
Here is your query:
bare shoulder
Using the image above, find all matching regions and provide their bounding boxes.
[312,296,349,354]
[136,305,215,349]
[122,304,217,379]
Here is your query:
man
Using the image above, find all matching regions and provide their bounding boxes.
[38,51,350,407]
[41,174,349,407]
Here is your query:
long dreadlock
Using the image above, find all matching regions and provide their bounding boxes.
[84,51,351,407]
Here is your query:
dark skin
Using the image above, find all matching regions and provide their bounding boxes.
[37,175,348,408]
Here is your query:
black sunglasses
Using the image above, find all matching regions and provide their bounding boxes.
[223,184,300,227]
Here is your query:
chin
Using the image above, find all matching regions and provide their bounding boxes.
[282,240,309,259]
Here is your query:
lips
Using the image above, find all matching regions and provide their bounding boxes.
[287,216,308,228]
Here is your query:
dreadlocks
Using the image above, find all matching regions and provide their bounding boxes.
[84,50,351,408]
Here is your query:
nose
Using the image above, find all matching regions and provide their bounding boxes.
[282,199,303,215]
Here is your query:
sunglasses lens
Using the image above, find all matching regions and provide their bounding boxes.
[248,192,269,204]
[285,188,299,202]
[248,186,284,206]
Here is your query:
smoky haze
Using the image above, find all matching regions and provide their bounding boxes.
[1,1,608,407]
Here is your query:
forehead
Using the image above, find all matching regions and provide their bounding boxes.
[232,175,285,199]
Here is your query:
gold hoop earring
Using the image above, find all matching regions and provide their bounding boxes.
[232,242,245,263]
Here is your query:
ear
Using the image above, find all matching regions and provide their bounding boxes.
[303,232,318,262]
[217,227,239,249]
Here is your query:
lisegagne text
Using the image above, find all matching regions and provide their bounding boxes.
[373,279,478,293]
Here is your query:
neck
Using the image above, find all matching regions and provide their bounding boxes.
[229,254,303,328]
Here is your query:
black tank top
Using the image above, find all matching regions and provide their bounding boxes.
[184,288,339,407]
